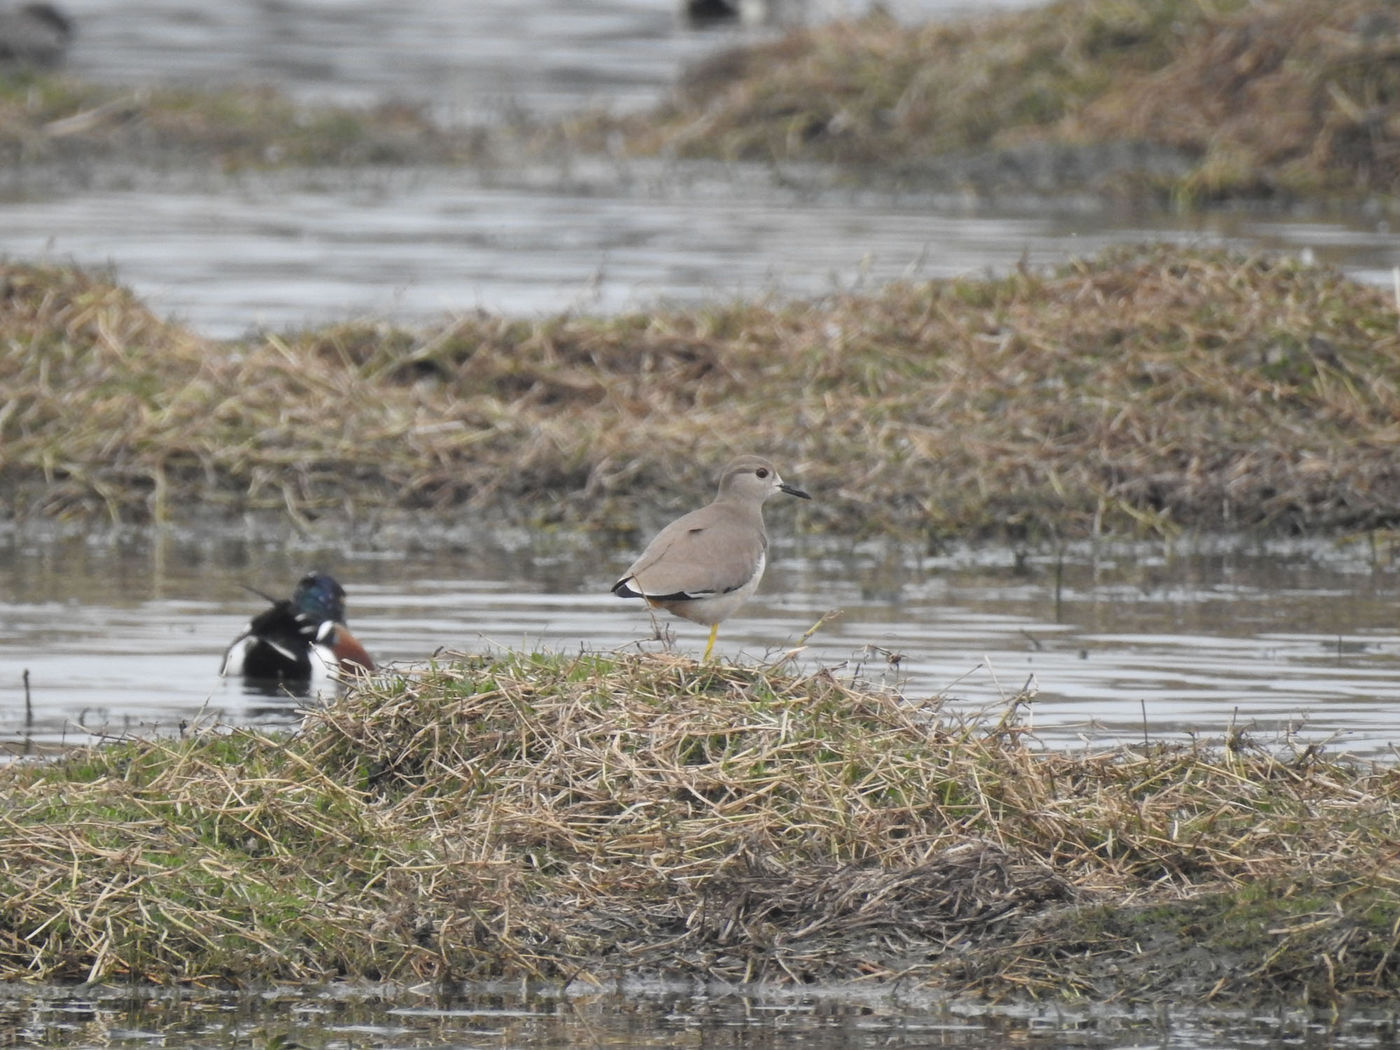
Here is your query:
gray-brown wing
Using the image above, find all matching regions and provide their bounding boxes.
[616,504,765,599]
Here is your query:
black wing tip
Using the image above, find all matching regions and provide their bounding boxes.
[613,579,702,603]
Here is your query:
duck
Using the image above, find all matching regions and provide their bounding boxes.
[221,571,375,687]
[0,3,75,68]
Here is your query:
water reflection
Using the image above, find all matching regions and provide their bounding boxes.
[0,982,1386,1049]
[3,528,1400,760]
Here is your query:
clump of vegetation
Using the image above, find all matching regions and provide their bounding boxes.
[581,0,1400,202]
[0,652,1397,1005]
[0,72,488,168]
[3,245,1399,540]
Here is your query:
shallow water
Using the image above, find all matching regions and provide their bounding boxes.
[1,0,1396,337]
[0,982,1391,1050]
[5,164,1399,339]
[4,528,1400,762]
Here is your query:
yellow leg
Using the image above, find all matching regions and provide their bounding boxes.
[703,623,719,661]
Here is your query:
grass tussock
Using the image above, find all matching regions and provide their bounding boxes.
[1,653,1399,1005]
[4,244,1400,540]
[584,0,1400,202]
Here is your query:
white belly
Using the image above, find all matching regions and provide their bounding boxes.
[660,551,765,626]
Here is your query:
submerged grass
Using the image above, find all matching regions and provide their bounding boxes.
[0,71,488,169]
[577,0,1400,203]
[1,652,1398,1005]
[3,244,1400,540]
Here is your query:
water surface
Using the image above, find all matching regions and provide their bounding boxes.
[5,529,1399,762]
[6,163,1398,339]
[0,981,1387,1049]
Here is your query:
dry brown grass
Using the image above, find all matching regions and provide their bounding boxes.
[1,653,1398,1004]
[4,245,1399,540]
[1071,0,1400,200]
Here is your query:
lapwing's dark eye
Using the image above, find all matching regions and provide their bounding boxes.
[755,468,769,478]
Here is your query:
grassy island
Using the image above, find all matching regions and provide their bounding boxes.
[2,652,1398,1007]
[3,245,1399,542]
[581,0,1400,206]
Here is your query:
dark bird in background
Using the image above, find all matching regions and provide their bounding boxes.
[0,3,75,68]
[683,0,740,26]
[221,571,375,688]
